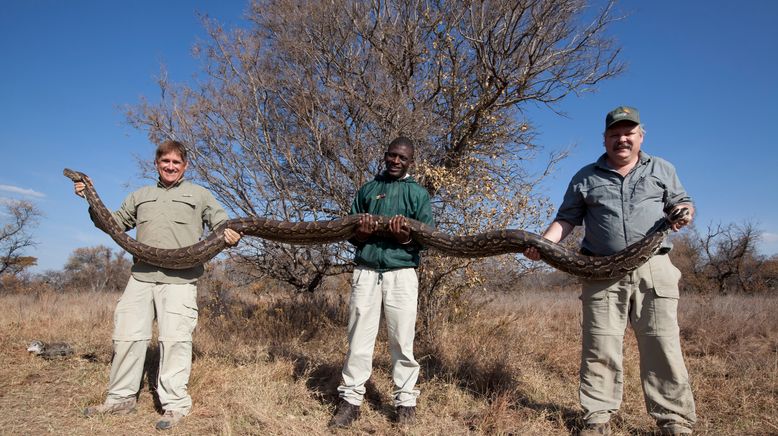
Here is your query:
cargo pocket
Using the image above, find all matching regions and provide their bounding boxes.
[645,255,681,336]
[648,255,681,298]
[159,288,199,341]
[113,297,154,341]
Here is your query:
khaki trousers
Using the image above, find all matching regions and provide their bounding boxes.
[338,267,420,407]
[579,254,696,433]
[104,276,198,415]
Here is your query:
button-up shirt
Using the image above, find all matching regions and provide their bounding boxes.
[555,151,692,256]
[98,179,229,284]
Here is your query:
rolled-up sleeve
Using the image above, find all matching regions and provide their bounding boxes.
[201,190,230,230]
[661,162,693,212]
[555,177,586,227]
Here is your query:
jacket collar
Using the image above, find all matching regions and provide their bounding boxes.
[376,171,413,182]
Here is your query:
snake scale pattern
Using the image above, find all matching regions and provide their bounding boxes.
[64,168,680,279]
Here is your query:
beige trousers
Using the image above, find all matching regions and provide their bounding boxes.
[104,276,198,415]
[579,254,696,433]
[337,267,420,407]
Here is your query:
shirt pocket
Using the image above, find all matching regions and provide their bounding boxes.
[170,197,197,224]
[135,196,160,225]
[582,181,621,211]
[631,175,666,205]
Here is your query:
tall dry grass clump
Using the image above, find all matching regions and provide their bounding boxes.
[679,294,778,434]
[1,285,777,435]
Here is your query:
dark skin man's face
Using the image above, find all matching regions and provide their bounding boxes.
[384,143,413,179]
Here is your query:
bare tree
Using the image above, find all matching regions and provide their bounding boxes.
[702,221,763,294]
[127,0,624,320]
[63,245,132,293]
[671,221,770,294]
[0,200,42,278]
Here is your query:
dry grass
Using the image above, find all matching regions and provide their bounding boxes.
[1,286,777,435]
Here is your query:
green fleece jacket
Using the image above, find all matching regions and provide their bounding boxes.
[350,173,434,271]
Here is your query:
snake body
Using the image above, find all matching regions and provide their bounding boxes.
[64,168,677,279]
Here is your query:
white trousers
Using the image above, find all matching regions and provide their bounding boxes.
[105,276,198,415]
[337,267,420,407]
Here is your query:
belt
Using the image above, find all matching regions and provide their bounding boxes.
[580,246,671,257]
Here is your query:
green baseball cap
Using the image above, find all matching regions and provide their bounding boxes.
[605,106,640,129]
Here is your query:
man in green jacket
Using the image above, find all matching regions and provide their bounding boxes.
[74,140,241,430]
[329,137,434,429]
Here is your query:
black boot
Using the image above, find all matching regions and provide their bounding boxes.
[396,405,416,426]
[328,400,360,428]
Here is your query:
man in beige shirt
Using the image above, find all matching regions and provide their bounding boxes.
[74,140,240,430]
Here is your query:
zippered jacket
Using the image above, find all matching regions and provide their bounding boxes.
[350,173,434,271]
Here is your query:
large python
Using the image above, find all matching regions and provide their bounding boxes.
[64,168,684,280]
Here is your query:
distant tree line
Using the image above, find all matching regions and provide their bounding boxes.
[0,245,131,294]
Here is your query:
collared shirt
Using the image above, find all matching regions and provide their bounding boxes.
[106,179,229,284]
[555,151,692,256]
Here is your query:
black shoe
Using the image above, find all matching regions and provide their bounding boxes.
[658,426,693,435]
[328,400,360,428]
[579,421,611,436]
[396,406,416,426]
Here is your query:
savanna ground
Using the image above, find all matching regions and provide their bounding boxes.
[2,281,777,435]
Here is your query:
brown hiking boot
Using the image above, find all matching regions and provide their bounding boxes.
[83,398,137,417]
[328,400,360,428]
[155,410,185,430]
[579,421,611,436]
[396,405,416,426]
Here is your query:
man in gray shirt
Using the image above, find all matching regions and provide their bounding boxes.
[525,106,696,435]
[74,140,241,430]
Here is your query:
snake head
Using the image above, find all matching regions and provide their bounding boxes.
[63,168,92,186]
[668,206,690,224]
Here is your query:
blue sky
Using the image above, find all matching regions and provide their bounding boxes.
[1,1,777,273]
